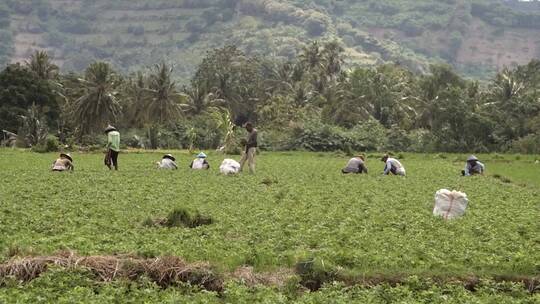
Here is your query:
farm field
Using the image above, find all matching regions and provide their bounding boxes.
[0,149,538,303]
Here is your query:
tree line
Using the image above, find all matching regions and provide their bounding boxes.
[1,42,539,153]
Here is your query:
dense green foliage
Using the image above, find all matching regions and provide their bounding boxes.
[1,0,540,78]
[0,150,538,301]
[3,46,540,154]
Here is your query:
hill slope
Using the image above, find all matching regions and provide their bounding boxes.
[2,0,540,80]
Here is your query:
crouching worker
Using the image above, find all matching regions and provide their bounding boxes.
[342,155,368,174]
[157,154,178,170]
[51,153,74,172]
[381,154,406,176]
[190,152,210,170]
[462,155,484,176]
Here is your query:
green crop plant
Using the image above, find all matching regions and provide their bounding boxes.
[0,149,538,302]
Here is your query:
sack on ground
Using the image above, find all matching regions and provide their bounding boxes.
[433,189,468,220]
[220,159,240,175]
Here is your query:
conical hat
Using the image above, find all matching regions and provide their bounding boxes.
[197,152,207,159]
[163,154,176,161]
[60,153,73,162]
[104,125,117,133]
[467,155,478,162]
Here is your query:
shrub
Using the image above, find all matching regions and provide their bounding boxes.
[348,120,387,151]
[304,14,328,37]
[511,134,540,154]
[292,121,348,152]
[32,136,60,153]
[295,258,339,291]
[144,208,214,229]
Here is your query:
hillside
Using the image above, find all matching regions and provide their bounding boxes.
[1,0,540,80]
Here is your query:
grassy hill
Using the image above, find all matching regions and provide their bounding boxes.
[1,0,540,80]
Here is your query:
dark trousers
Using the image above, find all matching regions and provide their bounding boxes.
[106,149,119,170]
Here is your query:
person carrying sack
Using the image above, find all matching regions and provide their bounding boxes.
[51,153,74,172]
[239,122,257,174]
[104,125,120,170]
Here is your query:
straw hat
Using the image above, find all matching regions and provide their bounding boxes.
[104,125,117,133]
[60,153,73,162]
[381,154,389,161]
[197,152,207,159]
[356,155,365,161]
[163,154,176,161]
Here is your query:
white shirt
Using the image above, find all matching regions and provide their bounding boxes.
[191,158,208,170]
[159,158,177,170]
[384,158,405,175]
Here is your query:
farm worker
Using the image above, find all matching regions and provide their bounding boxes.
[190,152,210,170]
[342,155,368,174]
[51,153,74,172]
[104,125,120,171]
[239,122,257,174]
[462,155,485,176]
[157,154,178,170]
[381,154,406,176]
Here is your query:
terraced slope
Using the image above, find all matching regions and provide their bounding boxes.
[3,0,540,80]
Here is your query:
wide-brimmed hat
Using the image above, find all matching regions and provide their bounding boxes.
[467,155,478,162]
[163,154,176,161]
[197,152,207,159]
[60,153,73,162]
[104,125,117,133]
[356,155,365,161]
[381,154,389,161]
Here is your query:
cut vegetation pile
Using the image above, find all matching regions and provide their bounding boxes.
[0,251,223,292]
[143,208,213,228]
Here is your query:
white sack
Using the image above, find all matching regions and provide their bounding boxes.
[433,189,468,220]
[220,159,241,175]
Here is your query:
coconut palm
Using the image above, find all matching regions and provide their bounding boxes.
[70,62,122,137]
[123,71,147,128]
[139,63,185,148]
[183,85,225,115]
[142,63,185,125]
[25,50,59,80]
[298,41,325,71]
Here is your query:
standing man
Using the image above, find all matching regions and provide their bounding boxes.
[104,125,120,171]
[239,122,257,174]
[381,154,406,176]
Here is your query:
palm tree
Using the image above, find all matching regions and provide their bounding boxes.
[322,40,345,77]
[25,50,59,80]
[298,41,325,71]
[183,85,225,115]
[123,71,147,128]
[142,63,184,124]
[140,63,185,148]
[70,62,122,137]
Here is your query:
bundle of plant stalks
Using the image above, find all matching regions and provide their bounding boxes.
[231,266,296,288]
[144,208,213,228]
[0,251,223,292]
